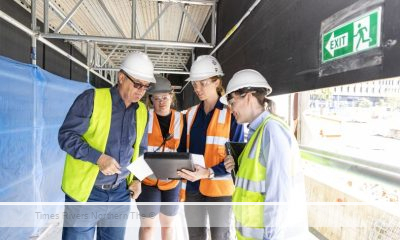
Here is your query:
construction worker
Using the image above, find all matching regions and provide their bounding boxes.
[177,55,244,240]
[58,52,155,240]
[136,75,184,240]
[221,69,309,240]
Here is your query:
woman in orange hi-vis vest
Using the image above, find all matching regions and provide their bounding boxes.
[177,55,244,240]
[136,75,184,240]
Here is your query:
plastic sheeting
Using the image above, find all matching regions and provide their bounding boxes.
[0,56,90,239]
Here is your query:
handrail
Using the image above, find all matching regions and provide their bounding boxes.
[300,145,400,183]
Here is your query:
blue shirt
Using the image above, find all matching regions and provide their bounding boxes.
[58,86,148,185]
[178,100,244,192]
[248,111,308,239]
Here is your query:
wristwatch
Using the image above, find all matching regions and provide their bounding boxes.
[208,168,215,179]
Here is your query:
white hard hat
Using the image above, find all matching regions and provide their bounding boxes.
[185,55,224,82]
[147,75,172,94]
[220,69,272,105]
[120,52,156,83]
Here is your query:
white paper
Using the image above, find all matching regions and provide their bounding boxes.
[127,155,153,181]
[191,154,205,168]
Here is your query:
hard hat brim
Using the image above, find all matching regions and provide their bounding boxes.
[185,73,224,82]
[124,69,156,84]
[220,83,272,105]
[146,89,172,94]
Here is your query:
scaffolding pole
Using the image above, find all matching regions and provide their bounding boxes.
[42,33,212,49]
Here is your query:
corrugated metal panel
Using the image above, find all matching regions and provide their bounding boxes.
[179,4,211,42]
[136,0,159,40]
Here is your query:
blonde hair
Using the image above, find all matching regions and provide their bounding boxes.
[210,76,225,96]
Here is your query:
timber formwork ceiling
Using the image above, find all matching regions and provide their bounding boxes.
[13,0,217,80]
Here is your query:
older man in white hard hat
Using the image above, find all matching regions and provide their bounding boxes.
[59,52,156,240]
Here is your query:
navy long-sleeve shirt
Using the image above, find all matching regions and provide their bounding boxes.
[58,86,148,185]
[178,100,244,192]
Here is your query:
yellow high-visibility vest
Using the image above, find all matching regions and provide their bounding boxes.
[61,88,147,202]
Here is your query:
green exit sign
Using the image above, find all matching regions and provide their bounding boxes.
[322,8,381,63]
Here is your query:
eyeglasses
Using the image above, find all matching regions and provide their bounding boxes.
[227,92,248,108]
[151,95,170,102]
[123,71,151,90]
[191,79,212,88]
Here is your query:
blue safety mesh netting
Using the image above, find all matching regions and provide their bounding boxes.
[0,55,91,239]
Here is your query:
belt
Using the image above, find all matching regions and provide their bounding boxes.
[95,182,121,190]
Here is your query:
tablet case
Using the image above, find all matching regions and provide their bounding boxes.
[144,152,194,179]
[225,142,246,180]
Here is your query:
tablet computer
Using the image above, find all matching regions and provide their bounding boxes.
[144,152,194,179]
[225,142,246,180]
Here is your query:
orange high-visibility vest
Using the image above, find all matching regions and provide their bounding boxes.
[183,104,234,197]
[143,109,184,190]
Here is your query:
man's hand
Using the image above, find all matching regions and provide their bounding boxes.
[97,154,121,176]
[128,180,142,199]
[177,164,210,182]
[224,155,235,173]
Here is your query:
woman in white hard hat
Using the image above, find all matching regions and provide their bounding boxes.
[136,75,184,240]
[177,55,244,240]
[221,69,309,240]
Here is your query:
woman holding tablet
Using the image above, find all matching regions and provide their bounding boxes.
[136,75,184,240]
[177,55,244,240]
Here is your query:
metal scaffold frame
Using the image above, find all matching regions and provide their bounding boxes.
[6,0,219,85]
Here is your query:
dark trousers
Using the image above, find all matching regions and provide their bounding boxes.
[184,191,232,240]
[62,181,130,240]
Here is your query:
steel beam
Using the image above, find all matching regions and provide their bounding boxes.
[42,33,213,48]
[98,0,126,37]
[140,2,171,39]
[92,67,189,75]
[101,44,120,67]
[151,0,216,6]
[44,0,49,33]
[173,48,189,71]
[49,1,84,35]
[152,48,168,66]
[211,2,216,46]
[131,0,136,38]
[178,3,207,44]
[55,0,85,33]
[31,0,37,65]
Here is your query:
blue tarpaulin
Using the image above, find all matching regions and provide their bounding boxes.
[0,55,91,239]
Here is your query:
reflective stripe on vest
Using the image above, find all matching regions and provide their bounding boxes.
[185,105,199,151]
[143,109,183,190]
[185,104,234,197]
[236,221,264,240]
[233,115,289,239]
[235,178,266,193]
[205,136,230,145]
[62,88,147,202]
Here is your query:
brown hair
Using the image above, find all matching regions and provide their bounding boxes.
[210,76,225,96]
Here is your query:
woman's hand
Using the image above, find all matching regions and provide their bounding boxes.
[224,155,235,173]
[177,164,210,182]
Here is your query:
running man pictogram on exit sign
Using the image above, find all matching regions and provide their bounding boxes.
[322,7,381,63]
